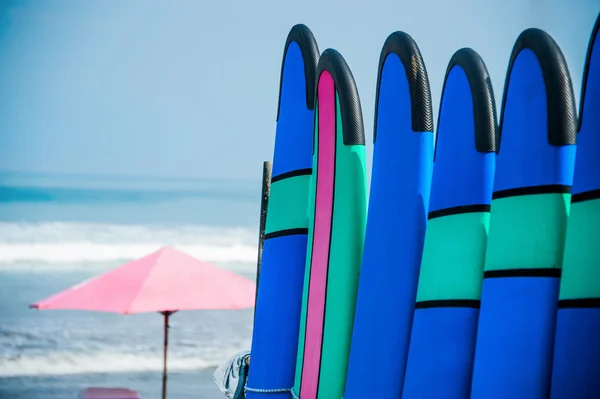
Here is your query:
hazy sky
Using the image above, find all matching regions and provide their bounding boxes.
[0,0,598,180]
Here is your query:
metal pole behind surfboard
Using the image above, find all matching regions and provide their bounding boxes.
[254,160,272,318]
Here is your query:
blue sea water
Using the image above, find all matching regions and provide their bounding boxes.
[0,172,262,399]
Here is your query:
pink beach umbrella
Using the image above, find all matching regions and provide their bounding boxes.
[30,246,256,399]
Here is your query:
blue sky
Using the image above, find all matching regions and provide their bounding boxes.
[0,0,598,180]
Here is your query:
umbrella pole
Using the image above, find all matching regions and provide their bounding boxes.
[161,311,172,399]
[254,160,271,320]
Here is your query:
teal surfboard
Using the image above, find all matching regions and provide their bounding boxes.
[292,49,367,399]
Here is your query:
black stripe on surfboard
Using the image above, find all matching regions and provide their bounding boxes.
[571,189,600,204]
[484,268,561,278]
[558,298,600,309]
[415,299,480,309]
[264,228,308,240]
[270,168,312,183]
[492,184,571,200]
[428,204,490,220]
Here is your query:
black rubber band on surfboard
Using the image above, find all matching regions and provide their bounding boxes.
[434,47,497,157]
[373,31,433,142]
[558,298,600,309]
[415,299,481,309]
[483,268,562,278]
[264,228,309,240]
[578,12,600,132]
[428,204,491,220]
[271,168,312,183]
[492,184,571,200]
[315,49,366,148]
[496,28,577,151]
[571,189,600,204]
[276,24,320,121]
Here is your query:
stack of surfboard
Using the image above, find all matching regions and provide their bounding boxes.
[247,11,599,399]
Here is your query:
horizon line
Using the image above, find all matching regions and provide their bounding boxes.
[0,169,264,183]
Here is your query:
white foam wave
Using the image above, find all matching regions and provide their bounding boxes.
[0,222,258,268]
[0,243,256,265]
[0,350,235,377]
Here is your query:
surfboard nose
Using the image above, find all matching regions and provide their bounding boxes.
[272,24,320,177]
[372,31,433,143]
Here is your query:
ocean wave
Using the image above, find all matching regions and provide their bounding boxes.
[0,222,258,266]
[0,243,257,265]
[0,349,242,377]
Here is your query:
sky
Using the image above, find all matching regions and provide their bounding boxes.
[0,0,598,180]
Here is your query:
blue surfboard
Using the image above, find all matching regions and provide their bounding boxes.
[344,31,434,399]
[402,48,497,399]
[246,24,319,399]
[551,13,600,399]
[470,28,577,399]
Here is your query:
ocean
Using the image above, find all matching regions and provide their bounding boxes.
[0,172,262,399]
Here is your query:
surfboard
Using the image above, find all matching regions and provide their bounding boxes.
[292,48,367,399]
[551,13,600,399]
[402,47,497,399]
[343,31,434,399]
[470,28,577,399]
[246,24,319,399]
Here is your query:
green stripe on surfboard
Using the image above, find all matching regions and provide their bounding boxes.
[560,198,600,300]
[416,212,489,302]
[485,193,570,272]
[293,105,318,395]
[264,174,311,234]
[317,94,367,399]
